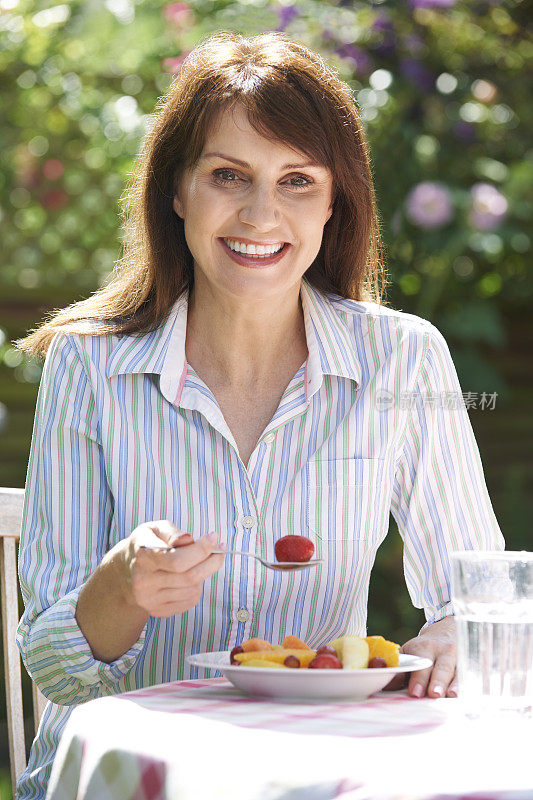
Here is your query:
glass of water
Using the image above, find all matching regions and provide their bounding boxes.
[450,551,533,718]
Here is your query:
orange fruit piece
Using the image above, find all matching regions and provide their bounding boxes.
[282,635,313,650]
[365,635,400,667]
[234,648,317,667]
[241,638,273,652]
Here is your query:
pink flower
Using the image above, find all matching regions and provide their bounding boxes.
[405,182,454,229]
[43,159,65,181]
[162,54,190,74]
[40,188,69,211]
[162,2,192,29]
[469,183,508,230]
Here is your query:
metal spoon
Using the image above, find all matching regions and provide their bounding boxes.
[140,545,323,572]
[213,549,323,572]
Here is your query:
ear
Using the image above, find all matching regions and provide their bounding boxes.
[173,195,184,219]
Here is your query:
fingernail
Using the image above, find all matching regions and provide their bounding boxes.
[432,684,443,697]
[411,684,423,698]
[207,532,219,543]
[448,689,457,698]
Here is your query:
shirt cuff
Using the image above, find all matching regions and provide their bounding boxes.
[42,585,148,693]
[419,601,455,633]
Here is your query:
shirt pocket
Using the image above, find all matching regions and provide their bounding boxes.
[306,457,385,542]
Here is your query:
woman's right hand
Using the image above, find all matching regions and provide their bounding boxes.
[119,521,226,618]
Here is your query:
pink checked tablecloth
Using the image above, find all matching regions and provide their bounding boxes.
[46,678,533,800]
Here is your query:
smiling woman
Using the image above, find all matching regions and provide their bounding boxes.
[17,30,383,357]
[14,30,504,800]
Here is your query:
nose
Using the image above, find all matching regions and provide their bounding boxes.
[238,184,282,230]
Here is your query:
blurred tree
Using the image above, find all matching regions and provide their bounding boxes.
[0,7,531,781]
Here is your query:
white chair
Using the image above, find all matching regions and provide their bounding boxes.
[0,487,48,792]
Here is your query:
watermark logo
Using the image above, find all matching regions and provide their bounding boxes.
[374,390,498,411]
[375,390,395,411]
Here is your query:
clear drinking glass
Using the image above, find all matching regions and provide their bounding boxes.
[450,551,533,718]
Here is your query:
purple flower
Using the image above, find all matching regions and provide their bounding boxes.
[406,182,454,229]
[469,183,508,230]
[275,5,299,30]
[410,0,456,7]
[403,34,425,55]
[371,11,393,33]
[370,11,396,57]
[335,44,371,74]
[453,121,477,143]
[400,59,434,91]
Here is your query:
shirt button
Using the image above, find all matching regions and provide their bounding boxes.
[263,433,275,445]
[242,515,255,529]
[236,607,249,623]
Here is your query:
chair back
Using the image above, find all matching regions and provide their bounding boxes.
[0,487,48,791]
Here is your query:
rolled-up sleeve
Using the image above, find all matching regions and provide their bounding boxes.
[390,323,505,630]
[16,332,147,705]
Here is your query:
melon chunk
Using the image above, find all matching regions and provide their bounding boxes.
[234,648,317,667]
[339,635,369,670]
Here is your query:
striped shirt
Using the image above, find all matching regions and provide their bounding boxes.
[16,278,504,799]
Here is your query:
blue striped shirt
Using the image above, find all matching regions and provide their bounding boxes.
[16,278,504,798]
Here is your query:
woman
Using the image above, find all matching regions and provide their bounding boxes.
[16,31,504,799]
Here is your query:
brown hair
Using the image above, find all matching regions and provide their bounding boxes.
[17,30,386,357]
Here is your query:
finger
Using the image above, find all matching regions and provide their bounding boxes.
[407,664,434,698]
[148,520,184,547]
[154,532,223,574]
[382,672,408,692]
[132,521,183,551]
[174,532,194,547]
[180,551,226,584]
[408,646,455,698]
[446,672,458,698]
[426,648,456,698]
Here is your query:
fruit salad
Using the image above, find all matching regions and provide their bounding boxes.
[229,634,400,670]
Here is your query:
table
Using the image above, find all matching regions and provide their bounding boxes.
[46,678,533,800]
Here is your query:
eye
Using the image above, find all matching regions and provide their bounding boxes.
[213,168,240,185]
[286,175,313,190]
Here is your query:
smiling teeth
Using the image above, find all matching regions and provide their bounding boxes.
[224,239,284,256]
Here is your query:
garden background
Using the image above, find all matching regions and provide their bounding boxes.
[0,0,531,795]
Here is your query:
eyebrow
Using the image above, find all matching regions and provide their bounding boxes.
[201,152,323,170]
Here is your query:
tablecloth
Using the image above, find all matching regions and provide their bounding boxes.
[46,677,533,800]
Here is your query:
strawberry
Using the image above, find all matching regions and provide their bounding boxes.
[274,535,315,563]
[308,653,342,669]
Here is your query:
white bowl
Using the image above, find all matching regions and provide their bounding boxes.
[187,651,433,701]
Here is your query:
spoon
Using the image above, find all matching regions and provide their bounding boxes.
[140,545,323,572]
[213,549,323,572]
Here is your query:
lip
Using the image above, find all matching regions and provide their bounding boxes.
[218,238,290,269]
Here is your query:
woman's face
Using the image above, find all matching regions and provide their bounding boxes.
[173,103,334,303]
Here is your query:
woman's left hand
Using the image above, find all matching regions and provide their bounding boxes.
[385,616,458,698]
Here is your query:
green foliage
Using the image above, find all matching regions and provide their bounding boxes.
[0,0,531,658]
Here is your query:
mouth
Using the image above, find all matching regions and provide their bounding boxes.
[218,238,290,269]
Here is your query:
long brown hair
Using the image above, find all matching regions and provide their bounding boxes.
[17,30,386,357]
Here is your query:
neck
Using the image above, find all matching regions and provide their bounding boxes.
[185,279,308,389]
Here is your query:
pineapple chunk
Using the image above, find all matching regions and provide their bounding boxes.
[326,637,344,657]
[242,659,286,668]
[339,635,369,670]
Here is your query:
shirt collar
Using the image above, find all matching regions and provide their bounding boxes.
[106,293,188,406]
[106,278,360,405]
[300,278,360,400]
